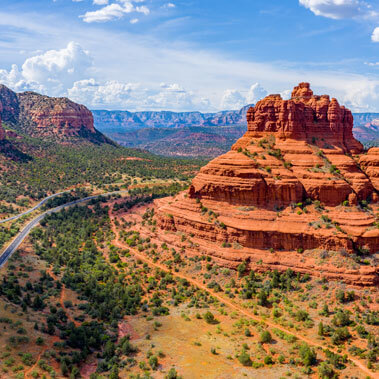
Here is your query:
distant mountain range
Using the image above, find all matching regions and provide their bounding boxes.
[93,107,379,157]
[92,105,251,131]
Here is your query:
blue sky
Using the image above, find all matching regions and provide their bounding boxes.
[0,0,378,111]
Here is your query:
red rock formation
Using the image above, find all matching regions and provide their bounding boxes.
[156,83,379,285]
[245,82,362,153]
[0,84,96,140]
[17,92,95,137]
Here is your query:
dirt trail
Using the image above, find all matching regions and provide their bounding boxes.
[24,336,59,379]
[47,268,80,327]
[109,211,378,379]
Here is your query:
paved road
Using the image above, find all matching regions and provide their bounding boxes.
[0,191,68,224]
[0,190,128,268]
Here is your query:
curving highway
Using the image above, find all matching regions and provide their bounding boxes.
[0,190,128,268]
[0,191,68,224]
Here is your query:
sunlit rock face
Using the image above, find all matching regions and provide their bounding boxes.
[0,84,95,139]
[156,83,379,286]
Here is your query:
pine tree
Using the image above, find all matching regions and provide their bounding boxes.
[318,321,324,336]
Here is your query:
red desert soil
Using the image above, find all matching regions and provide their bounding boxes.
[156,83,379,286]
[120,157,151,162]
[24,336,60,379]
[108,207,377,379]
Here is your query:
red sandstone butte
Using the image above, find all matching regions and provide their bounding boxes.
[0,84,96,139]
[156,83,379,286]
[17,92,95,137]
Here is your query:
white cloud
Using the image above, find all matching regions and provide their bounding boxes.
[67,79,211,111]
[343,80,379,112]
[93,0,109,4]
[163,3,175,8]
[130,18,139,24]
[81,1,149,23]
[220,83,268,109]
[0,42,92,96]
[246,83,268,104]
[81,4,127,22]
[220,89,246,110]
[1,15,379,112]
[135,5,149,15]
[300,1,379,42]
[372,27,379,42]
[280,89,292,100]
[299,0,371,20]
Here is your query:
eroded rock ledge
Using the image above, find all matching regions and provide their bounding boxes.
[156,83,379,285]
[0,84,95,139]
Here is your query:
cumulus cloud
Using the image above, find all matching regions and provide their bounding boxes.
[299,0,373,19]
[0,42,92,96]
[81,0,149,23]
[246,83,268,104]
[343,80,379,112]
[93,0,109,4]
[220,89,245,110]
[299,1,379,42]
[2,41,379,112]
[280,89,292,100]
[221,83,268,109]
[67,79,211,111]
[372,27,379,42]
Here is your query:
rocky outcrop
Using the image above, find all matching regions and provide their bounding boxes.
[17,92,95,138]
[189,83,370,208]
[156,83,379,285]
[0,85,20,124]
[0,84,97,140]
[0,116,4,141]
[245,82,362,153]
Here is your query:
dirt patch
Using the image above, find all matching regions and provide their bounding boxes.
[118,318,140,341]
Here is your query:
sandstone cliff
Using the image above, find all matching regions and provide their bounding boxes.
[0,84,99,141]
[156,83,379,285]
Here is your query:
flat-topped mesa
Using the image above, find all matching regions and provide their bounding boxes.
[245,82,362,154]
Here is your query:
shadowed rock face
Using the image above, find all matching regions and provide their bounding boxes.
[0,101,4,140]
[156,83,379,285]
[0,84,95,139]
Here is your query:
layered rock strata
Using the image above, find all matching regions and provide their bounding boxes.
[17,92,95,137]
[0,84,95,139]
[156,83,379,285]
